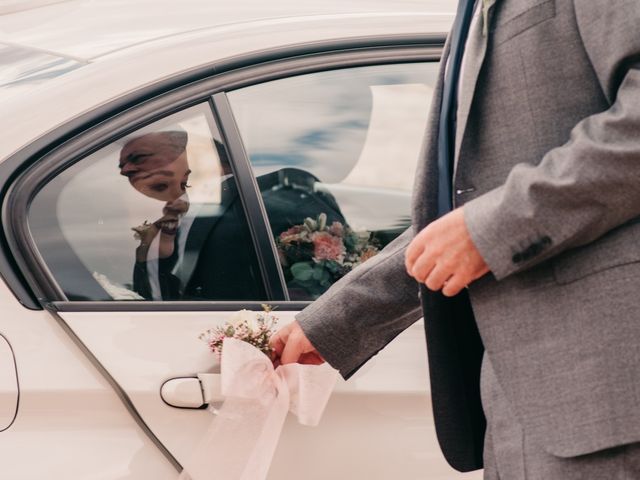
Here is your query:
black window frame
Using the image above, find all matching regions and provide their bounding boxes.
[0,34,445,312]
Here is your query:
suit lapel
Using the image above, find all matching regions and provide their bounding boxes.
[175,206,218,289]
[414,0,499,227]
[412,38,449,228]
[453,0,497,178]
[176,180,239,290]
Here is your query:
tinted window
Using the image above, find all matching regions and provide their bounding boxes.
[29,105,266,301]
[228,62,439,300]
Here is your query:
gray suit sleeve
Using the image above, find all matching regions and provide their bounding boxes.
[464,1,640,280]
[296,227,423,379]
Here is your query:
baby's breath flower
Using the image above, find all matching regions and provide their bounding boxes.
[200,306,278,358]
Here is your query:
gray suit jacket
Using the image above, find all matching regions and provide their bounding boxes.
[297,0,640,471]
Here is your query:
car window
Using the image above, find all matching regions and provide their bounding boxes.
[29,104,266,301]
[228,62,439,300]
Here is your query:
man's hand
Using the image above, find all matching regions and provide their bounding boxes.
[405,207,489,297]
[270,321,325,366]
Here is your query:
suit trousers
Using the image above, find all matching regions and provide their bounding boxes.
[480,356,640,479]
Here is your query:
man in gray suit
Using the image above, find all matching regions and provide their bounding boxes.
[271,0,640,477]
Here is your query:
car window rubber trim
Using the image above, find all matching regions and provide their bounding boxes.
[51,300,312,312]
[210,94,289,301]
[45,304,183,472]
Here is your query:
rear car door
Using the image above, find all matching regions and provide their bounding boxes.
[3,42,481,479]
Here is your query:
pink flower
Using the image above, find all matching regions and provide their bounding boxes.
[311,231,345,262]
[277,248,288,266]
[279,225,304,241]
[359,247,379,263]
[328,222,344,237]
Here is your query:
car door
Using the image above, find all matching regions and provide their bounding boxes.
[6,45,481,479]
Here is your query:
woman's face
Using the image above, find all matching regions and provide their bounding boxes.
[119,132,191,203]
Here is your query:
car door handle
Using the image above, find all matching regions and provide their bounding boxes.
[160,373,223,409]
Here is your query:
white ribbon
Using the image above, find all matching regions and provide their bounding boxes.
[179,337,338,480]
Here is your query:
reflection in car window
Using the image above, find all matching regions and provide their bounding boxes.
[228,62,439,300]
[29,105,266,301]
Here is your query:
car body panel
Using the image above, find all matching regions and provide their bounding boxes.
[60,310,480,479]
[0,12,452,162]
[0,281,177,479]
[0,0,454,60]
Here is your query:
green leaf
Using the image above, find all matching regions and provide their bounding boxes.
[324,260,341,273]
[312,265,332,284]
[312,264,324,281]
[290,262,314,281]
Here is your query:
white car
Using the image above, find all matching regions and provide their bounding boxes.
[0,1,481,478]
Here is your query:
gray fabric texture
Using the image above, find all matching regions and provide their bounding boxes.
[298,0,640,469]
[481,355,640,480]
[460,0,640,458]
[296,228,423,377]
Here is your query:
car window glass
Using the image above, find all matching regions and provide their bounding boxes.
[29,104,266,301]
[228,62,439,300]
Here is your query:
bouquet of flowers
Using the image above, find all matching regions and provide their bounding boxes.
[184,305,336,480]
[199,306,278,359]
[277,213,379,298]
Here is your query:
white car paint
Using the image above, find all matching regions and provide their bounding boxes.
[60,310,479,479]
[0,0,455,59]
[0,3,454,161]
[0,1,484,478]
[0,272,481,478]
[0,281,177,479]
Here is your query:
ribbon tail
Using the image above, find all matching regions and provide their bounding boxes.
[238,382,290,479]
[180,398,271,480]
[280,363,338,426]
[180,385,290,480]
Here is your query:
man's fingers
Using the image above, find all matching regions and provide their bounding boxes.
[280,333,305,365]
[269,323,292,357]
[270,334,286,358]
[405,227,430,272]
[300,351,325,365]
[271,321,324,366]
[408,250,436,283]
[405,207,489,293]
[442,274,468,297]
[424,263,453,292]
[404,242,421,273]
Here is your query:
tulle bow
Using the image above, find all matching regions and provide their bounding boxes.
[180,337,337,480]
